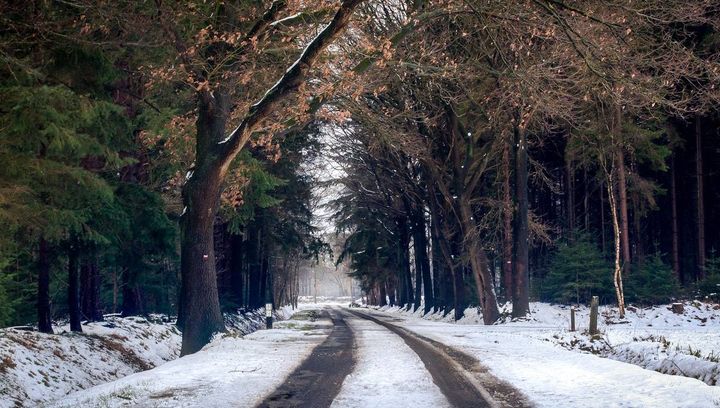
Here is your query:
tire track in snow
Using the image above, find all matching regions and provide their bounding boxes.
[347,308,530,408]
[256,308,355,408]
[331,310,452,408]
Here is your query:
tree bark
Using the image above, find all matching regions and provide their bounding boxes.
[631,168,644,265]
[512,123,530,317]
[37,238,53,334]
[695,118,706,280]
[600,180,606,255]
[428,186,450,314]
[583,169,590,231]
[247,220,264,309]
[670,153,680,281]
[435,202,464,319]
[387,279,396,306]
[459,198,500,323]
[112,267,118,313]
[68,242,82,332]
[501,138,514,303]
[566,157,575,241]
[614,107,631,273]
[616,149,631,272]
[80,253,102,322]
[229,233,245,309]
[121,266,143,317]
[412,208,433,314]
[398,218,414,308]
[178,90,229,355]
[412,225,422,312]
[607,171,626,318]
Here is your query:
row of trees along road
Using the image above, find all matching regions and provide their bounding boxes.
[330,0,720,322]
[0,0,719,354]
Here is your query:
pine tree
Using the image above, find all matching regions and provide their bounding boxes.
[543,234,614,304]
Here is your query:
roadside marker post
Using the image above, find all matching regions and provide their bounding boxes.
[266,303,273,329]
[570,307,576,332]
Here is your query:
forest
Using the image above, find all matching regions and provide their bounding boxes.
[0,0,719,359]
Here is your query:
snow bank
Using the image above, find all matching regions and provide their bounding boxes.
[47,307,331,408]
[0,315,181,408]
[0,308,287,408]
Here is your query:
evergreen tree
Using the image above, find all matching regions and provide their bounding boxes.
[626,253,679,305]
[543,234,614,304]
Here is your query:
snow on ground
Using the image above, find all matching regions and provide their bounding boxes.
[331,317,451,408]
[0,315,181,408]
[0,308,285,408]
[370,301,720,407]
[46,306,330,408]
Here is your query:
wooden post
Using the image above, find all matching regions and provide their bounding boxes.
[589,296,599,336]
[570,307,576,332]
[671,303,684,314]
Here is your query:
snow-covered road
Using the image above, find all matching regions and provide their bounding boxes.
[331,315,452,408]
[45,303,720,408]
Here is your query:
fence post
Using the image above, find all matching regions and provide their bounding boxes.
[589,296,599,336]
[570,307,576,332]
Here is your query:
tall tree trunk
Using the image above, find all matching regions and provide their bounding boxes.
[501,139,514,303]
[121,266,143,317]
[412,231,422,312]
[566,158,575,241]
[263,251,272,308]
[80,253,102,322]
[396,265,407,307]
[600,180,607,255]
[246,221,263,309]
[399,219,413,308]
[260,250,269,307]
[229,234,245,309]
[430,247,443,313]
[112,267,118,314]
[614,106,631,273]
[178,91,228,355]
[670,153,681,281]
[420,222,434,315]
[436,209,464,319]
[512,123,530,317]
[450,233,466,321]
[387,279,396,306]
[37,238,53,334]
[379,282,388,307]
[412,208,433,314]
[606,170,626,318]
[631,185,644,265]
[68,242,82,332]
[459,198,500,323]
[428,182,447,313]
[616,149,631,272]
[583,169,590,231]
[695,118,706,280]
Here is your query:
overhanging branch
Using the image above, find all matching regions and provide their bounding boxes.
[217,0,365,174]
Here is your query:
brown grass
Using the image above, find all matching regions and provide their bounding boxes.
[0,355,17,374]
[90,335,153,371]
